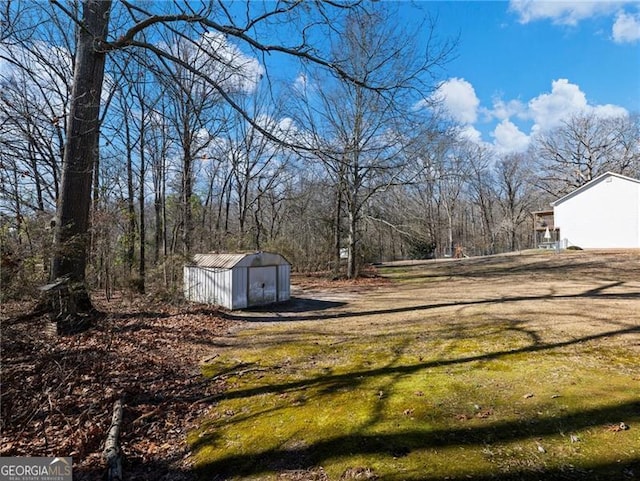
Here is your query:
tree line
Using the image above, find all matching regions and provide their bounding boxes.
[1,1,638,310]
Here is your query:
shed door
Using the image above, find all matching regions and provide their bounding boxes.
[248,266,277,306]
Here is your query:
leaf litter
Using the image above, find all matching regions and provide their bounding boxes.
[1,293,237,480]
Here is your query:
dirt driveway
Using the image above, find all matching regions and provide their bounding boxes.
[227,250,640,352]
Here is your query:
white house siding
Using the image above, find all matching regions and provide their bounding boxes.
[553,173,640,248]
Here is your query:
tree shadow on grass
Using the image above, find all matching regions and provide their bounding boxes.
[191,318,639,479]
[197,321,639,406]
[381,254,640,285]
[193,398,639,479]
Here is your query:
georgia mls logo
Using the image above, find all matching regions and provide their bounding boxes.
[49,458,71,474]
[0,457,72,481]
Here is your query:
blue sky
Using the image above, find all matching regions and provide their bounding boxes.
[5,1,636,157]
[391,0,640,153]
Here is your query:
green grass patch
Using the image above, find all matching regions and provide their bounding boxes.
[191,332,639,479]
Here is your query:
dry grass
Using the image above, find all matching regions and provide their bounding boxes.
[190,250,640,480]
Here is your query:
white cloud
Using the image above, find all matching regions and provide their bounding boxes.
[170,31,264,95]
[528,78,588,130]
[458,125,484,144]
[293,73,309,92]
[527,79,629,134]
[424,77,629,154]
[431,77,480,124]
[591,103,629,118]
[613,11,640,43]
[483,97,527,121]
[509,0,624,26]
[492,119,530,153]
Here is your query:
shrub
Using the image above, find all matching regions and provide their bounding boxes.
[408,239,436,260]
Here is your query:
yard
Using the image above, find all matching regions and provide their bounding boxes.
[2,250,638,480]
[190,250,640,480]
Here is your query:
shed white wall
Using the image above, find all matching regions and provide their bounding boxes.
[278,264,291,303]
[185,252,291,310]
[184,264,290,309]
[232,266,249,309]
[183,266,234,309]
[554,175,640,248]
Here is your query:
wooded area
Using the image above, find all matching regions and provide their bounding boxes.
[1,1,639,307]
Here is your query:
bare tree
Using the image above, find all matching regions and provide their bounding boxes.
[147,98,170,265]
[464,142,498,255]
[37,0,382,321]
[495,152,537,251]
[292,6,454,277]
[152,30,233,257]
[533,113,640,196]
[49,0,111,318]
[0,9,77,218]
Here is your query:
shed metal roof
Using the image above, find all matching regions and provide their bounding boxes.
[191,252,290,269]
[192,253,248,269]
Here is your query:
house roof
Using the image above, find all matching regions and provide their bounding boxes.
[191,252,290,269]
[551,171,640,207]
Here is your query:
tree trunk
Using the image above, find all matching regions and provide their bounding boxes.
[333,184,343,277]
[346,199,358,279]
[181,142,193,257]
[50,0,111,317]
[138,119,146,293]
[154,190,162,264]
[124,108,135,275]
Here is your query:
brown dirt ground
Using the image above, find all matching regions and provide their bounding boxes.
[238,251,640,356]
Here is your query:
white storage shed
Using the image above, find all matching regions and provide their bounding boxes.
[184,252,291,310]
[552,172,640,249]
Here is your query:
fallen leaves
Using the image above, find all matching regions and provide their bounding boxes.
[455,408,494,421]
[1,294,236,480]
[340,466,378,479]
[476,409,494,419]
[606,422,630,432]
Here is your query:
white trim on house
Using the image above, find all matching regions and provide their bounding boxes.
[551,172,640,207]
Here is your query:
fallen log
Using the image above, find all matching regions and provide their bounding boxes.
[103,399,123,481]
